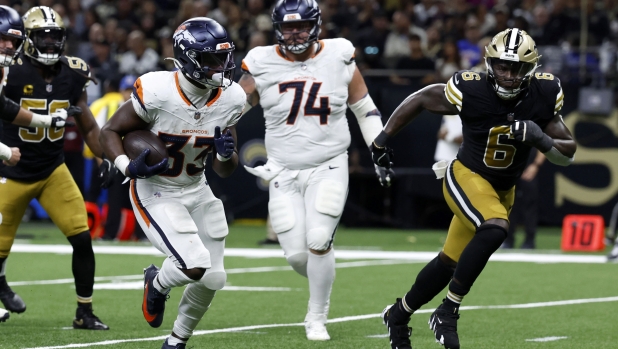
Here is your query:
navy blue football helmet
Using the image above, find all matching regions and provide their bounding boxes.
[272,0,321,54]
[0,5,24,67]
[171,17,235,89]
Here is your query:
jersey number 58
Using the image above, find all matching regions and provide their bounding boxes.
[18,99,69,142]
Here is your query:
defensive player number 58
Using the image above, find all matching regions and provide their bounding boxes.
[18,99,69,142]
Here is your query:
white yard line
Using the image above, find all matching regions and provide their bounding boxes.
[9,260,422,287]
[22,296,618,349]
[10,244,608,263]
[526,336,568,342]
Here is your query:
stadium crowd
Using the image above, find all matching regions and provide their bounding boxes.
[2,0,615,102]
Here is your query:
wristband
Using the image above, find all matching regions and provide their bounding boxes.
[114,155,131,175]
[29,113,52,128]
[216,153,232,162]
[0,142,11,161]
[373,130,390,148]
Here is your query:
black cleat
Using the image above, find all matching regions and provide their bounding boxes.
[73,304,109,330]
[0,276,26,313]
[143,264,169,328]
[161,338,186,348]
[0,308,9,322]
[382,298,412,349]
[428,300,460,349]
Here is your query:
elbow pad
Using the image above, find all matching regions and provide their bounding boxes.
[348,94,383,147]
[543,146,574,166]
[0,95,19,123]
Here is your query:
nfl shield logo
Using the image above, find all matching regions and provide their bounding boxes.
[194,111,201,120]
[46,84,53,93]
[507,112,515,122]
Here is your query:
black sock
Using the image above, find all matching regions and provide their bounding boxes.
[403,254,455,312]
[67,232,95,298]
[0,257,6,277]
[448,224,507,298]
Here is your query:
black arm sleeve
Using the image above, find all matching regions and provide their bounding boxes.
[0,94,20,123]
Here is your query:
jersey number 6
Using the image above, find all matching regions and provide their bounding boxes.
[279,81,331,125]
[483,126,516,169]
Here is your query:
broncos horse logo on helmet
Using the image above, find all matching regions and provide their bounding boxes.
[22,6,66,65]
[0,5,25,67]
[170,18,235,89]
[485,28,540,100]
[272,0,321,54]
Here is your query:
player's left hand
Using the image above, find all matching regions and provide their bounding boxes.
[50,108,75,128]
[98,156,118,188]
[214,126,235,159]
[510,120,553,152]
[370,143,394,168]
[374,164,394,187]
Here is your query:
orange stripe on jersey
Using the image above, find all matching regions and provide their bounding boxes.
[241,60,250,73]
[276,46,294,62]
[130,180,150,228]
[134,78,144,102]
[207,88,222,107]
[174,72,192,106]
[314,40,326,58]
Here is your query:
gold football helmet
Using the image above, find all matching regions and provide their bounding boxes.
[485,28,540,100]
[22,6,66,65]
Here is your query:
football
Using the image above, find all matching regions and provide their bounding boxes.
[122,130,168,166]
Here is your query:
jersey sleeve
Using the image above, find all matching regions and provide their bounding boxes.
[444,73,463,112]
[554,79,564,115]
[241,48,258,75]
[226,83,247,127]
[131,76,153,123]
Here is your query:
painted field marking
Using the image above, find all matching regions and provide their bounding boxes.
[23,296,618,349]
[9,260,422,287]
[10,244,608,263]
[525,336,568,342]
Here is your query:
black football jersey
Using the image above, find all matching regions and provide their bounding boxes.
[444,70,564,190]
[0,54,91,181]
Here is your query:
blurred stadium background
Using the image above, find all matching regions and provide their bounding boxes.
[4,0,618,236]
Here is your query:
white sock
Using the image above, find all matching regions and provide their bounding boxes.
[157,258,194,290]
[306,249,335,317]
[167,335,188,346]
[172,282,216,339]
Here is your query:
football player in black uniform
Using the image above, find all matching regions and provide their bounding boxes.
[372,29,576,349]
[0,6,109,330]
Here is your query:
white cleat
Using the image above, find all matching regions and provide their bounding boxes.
[0,308,9,323]
[305,321,331,341]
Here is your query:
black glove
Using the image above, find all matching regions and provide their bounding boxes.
[126,149,169,179]
[213,126,235,159]
[99,157,118,189]
[371,142,394,168]
[49,108,75,128]
[374,164,394,187]
[510,120,553,152]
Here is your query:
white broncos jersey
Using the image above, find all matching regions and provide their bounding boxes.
[242,38,356,170]
[131,71,245,188]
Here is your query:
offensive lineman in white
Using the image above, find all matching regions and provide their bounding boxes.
[100,18,245,349]
[239,0,391,341]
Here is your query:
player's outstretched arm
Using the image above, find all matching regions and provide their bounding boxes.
[0,94,73,128]
[74,90,104,158]
[371,84,459,168]
[238,73,260,114]
[0,142,20,166]
[212,125,239,178]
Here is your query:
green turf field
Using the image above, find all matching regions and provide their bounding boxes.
[1,222,616,349]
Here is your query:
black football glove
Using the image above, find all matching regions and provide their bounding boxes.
[374,164,394,187]
[213,126,235,159]
[370,142,394,169]
[510,120,553,152]
[98,156,118,189]
[126,149,169,179]
[49,108,75,128]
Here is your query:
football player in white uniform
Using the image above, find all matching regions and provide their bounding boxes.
[239,0,391,341]
[100,18,245,349]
